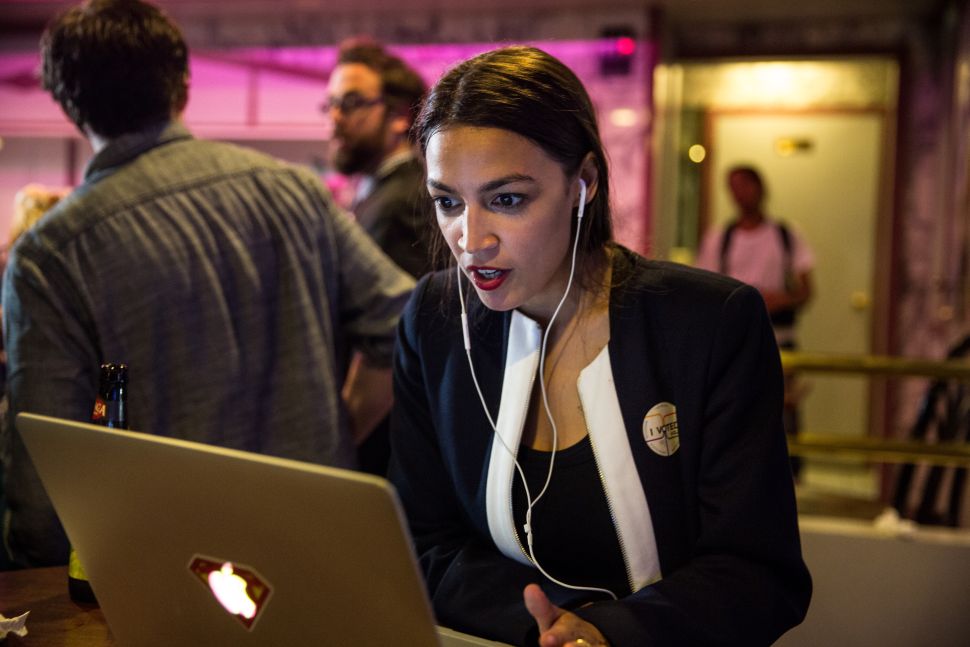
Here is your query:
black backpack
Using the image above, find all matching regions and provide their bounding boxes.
[719,221,797,326]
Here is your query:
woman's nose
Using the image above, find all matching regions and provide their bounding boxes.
[458,208,498,254]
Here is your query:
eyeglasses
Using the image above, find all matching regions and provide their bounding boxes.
[322,93,384,115]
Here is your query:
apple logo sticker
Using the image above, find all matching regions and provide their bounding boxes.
[189,555,272,630]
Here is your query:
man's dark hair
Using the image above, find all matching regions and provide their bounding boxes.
[336,38,426,135]
[41,0,189,138]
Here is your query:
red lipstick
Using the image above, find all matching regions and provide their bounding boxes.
[467,266,510,291]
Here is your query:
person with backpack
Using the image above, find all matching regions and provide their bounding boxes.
[696,165,815,478]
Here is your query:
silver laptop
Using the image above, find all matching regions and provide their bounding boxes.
[18,412,510,647]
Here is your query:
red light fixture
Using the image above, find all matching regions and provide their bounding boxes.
[616,37,637,57]
[599,27,637,77]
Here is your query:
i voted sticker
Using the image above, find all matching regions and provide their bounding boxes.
[643,402,679,457]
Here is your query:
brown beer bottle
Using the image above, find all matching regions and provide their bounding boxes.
[68,363,129,605]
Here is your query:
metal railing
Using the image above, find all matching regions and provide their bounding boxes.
[780,350,970,467]
[780,350,970,381]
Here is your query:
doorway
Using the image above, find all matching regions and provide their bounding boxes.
[707,110,886,496]
[655,57,899,498]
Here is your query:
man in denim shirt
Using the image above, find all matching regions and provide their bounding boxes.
[1,0,414,568]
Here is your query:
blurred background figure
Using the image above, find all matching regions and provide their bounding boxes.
[326,37,432,279]
[1,182,68,379]
[696,165,815,478]
[326,37,432,475]
[1,0,413,569]
[0,183,68,571]
[6,184,69,264]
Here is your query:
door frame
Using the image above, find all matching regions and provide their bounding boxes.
[701,106,897,443]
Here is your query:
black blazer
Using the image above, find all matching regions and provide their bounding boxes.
[389,247,811,646]
[354,156,433,279]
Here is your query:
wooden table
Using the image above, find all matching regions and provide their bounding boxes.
[0,566,115,645]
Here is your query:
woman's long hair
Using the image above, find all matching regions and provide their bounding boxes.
[413,46,613,283]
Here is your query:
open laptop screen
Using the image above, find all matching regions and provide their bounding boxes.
[18,412,507,647]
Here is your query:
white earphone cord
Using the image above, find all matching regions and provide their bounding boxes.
[458,179,618,600]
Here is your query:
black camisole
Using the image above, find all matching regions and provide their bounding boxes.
[511,435,631,599]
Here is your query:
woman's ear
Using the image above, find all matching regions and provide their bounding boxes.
[576,152,599,206]
[388,113,411,140]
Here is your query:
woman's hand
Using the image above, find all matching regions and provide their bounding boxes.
[523,583,610,647]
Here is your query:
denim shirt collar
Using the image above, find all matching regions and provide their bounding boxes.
[83,121,193,184]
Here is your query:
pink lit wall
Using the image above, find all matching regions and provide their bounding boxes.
[0,39,654,253]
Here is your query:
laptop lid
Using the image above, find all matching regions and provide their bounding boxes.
[17,412,507,647]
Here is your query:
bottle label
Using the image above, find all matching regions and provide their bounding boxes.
[91,396,107,422]
[68,547,89,581]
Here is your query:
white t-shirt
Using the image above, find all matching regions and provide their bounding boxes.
[695,219,815,294]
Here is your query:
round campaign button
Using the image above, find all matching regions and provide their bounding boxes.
[642,402,679,457]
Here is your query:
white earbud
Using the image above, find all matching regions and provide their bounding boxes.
[453,171,617,602]
[577,178,587,221]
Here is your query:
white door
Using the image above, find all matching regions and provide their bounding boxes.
[707,112,884,462]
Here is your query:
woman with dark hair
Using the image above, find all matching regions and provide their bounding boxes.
[389,46,811,647]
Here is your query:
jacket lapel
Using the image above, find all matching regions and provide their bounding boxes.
[608,256,690,574]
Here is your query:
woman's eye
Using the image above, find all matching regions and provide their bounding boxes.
[492,193,524,209]
[432,196,459,212]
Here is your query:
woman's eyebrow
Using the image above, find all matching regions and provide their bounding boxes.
[479,174,535,192]
[427,174,536,193]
